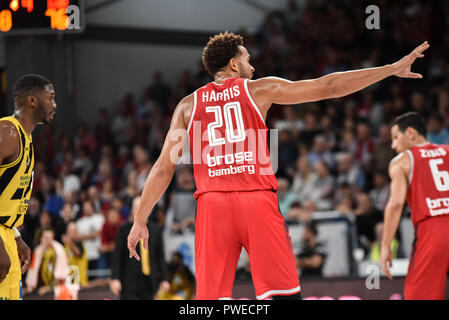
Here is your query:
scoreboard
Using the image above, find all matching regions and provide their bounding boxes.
[0,0,84,35]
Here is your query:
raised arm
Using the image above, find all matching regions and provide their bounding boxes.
[127,95,191,260]
[249,41,429,117]
[380,153,410,279]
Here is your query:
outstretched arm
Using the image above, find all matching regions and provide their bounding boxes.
[249,41,429,115]
[127,95,190,260]
[380,154,409,279]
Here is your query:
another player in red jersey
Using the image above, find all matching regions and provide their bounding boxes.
[381,112,449,300]
[127,31,429,300]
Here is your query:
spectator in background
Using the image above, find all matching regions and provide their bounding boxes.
[369,222,399,262]
[55,202,76,237]
[62,222,88,287]
[91,159,119,192]
[131,145,153,193]
[274,107,304,135]
[333,182,353,209]
[44,178,65,219]
[287,200,318,223]
[21,196,42,250]
[33,211,53,249]
[352,191,383,256]
[87,185,102,214]
[354,121,375,170]
[278,129,299,172]
[335,153,366,191]
[99,178,116,214]
[76,200,105,280]
[116,145,131,183]
[320,114,338,151]
[24,228,69,296]
[74,122,97,156]
[156,251,196,300]
[120,170,138,211]
[308,135,336,170]
[338,128,357,157]
[291,156,317,204]
[308,161,335,211]
[99,208,123,271]
[94,107,114,149]
[73,145,94,186]
[369,171,390,212]
[60,155,81,197]
[296,222,327,278]
[169,166,197,234]
[300,113,321,150]
[110,197,168,300]
[335,194,354,216]
[111,196,131,221]
[372,124,396,173]
[427,114,449,145]
[277,176,300,217]
[64,191,81,220]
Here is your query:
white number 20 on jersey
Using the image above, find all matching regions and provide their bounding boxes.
[206,102,246,146]
[429,158,449,191]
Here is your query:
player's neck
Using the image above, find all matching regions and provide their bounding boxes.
[13,109,36,136]
[214,71,240,84]
[412,136,429,147]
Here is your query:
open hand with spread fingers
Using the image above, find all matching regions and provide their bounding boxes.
[392,41,430,79]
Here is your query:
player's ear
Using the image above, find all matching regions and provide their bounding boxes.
[405,127,417,140]
[228,57,239,73]
[27,95,38,108]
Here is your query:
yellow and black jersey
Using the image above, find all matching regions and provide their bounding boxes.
[64,242,88,286]
[0,116,34,229]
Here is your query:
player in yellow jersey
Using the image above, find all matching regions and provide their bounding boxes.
[0,74,57,300]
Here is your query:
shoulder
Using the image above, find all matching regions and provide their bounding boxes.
[0,120,20,145]
[389,152,411,167]
[247,76,287,92]
[388,152,410,177]
[0,120,20,161]
[176,93,195,128]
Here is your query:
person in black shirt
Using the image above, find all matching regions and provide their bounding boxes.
[109,196,168,299]
[296,222,327,278]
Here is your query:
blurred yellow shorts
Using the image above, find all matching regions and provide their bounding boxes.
[0,225,21,300]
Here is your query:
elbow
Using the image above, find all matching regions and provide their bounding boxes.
[387,200,405,211]
[153,160,176,179]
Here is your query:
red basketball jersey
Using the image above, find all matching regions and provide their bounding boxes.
[406,143,449,226]
[187,78,278,199]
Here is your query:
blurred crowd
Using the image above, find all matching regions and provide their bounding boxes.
[17,0,449,298]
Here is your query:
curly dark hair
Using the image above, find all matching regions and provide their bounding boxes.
[202,31,243,76]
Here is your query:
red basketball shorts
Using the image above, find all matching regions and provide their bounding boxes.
[194,190,301,300]
[404,215,449,300]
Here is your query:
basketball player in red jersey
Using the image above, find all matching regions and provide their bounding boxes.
[128,32,429,300]
[381,112,449,300]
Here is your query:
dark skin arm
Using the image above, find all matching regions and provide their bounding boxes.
[15,235,31,274]
[0,120,20,283]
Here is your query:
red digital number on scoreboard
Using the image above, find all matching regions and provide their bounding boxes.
[47,0,69,10]
[21,0,33,12]
[0,9,12,32]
